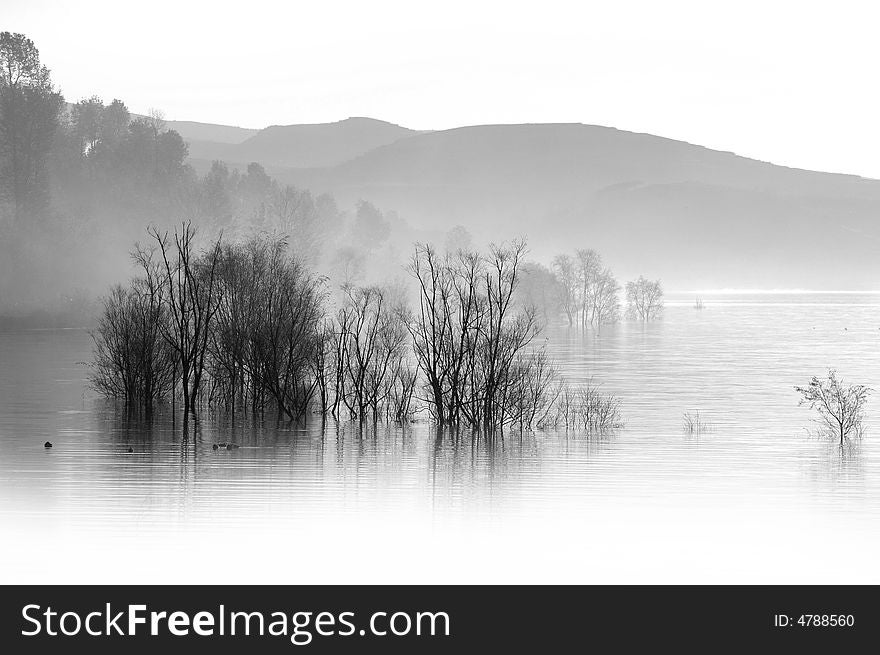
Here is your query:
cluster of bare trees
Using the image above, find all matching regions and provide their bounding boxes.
[552,249,621,328]
[90,224,418,426]
[92,228,627,436]
[407,241,553,432]
[90,281,174,412]
[518,248,664,328]
[543,379,624,432]
[91,225,324,428]
[329,285,415,423]
[206,235,324,420]
[408,240,627,434]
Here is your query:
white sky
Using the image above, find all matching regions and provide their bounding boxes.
[6,0,879,177]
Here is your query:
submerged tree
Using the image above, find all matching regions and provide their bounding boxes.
[552,254,578,326]
[407,240,543,433]
[625,276,664,321]
[575,248,602,327]
[333,285,410,422]
[588,268,621,328]
[89,282,175,411]
[795,370,871,445]
[90,241,175,412]
[207,235,325,419]
[550,248,621,329]
[150,221,222,419]
[518,261,562,324]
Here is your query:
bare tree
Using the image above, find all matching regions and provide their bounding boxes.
[796,370,871,445]
[206,235,325,419]
[332,246,366,289]
[542,377,623,433]
[588,268,621,328]
[576,379,624,432]
[626,276,664,321]
[248,238,324,418]
[478,240,541,432]
[407,243,454,425]
[507,347,560,430]
[131,242,174,414]
[407,239,540,434]
[682,411,711,435]
[151,221,222,424]
[575,248,601,327]
[89,276,174,413]
[552,254,578,326]
[335,286,409,422]
[558,248,620,328]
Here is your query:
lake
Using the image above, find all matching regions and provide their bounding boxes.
[2,292,880,584]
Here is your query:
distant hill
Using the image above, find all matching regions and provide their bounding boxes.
[253,123,880,290]
[183,117,426,169]
[166,120,258,144]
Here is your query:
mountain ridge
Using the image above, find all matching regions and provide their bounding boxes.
[178,119,880,289]
[178,116,429,169]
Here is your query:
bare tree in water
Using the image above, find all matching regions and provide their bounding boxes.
[552,254,578,326]
[333,285,409,422]
[575,248,601,327]
[626,276,664,321]
[151,221,222,424]
[588,267,621,328]
[407,239,542,433]
[796,370,871,445]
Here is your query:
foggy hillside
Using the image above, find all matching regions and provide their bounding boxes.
[218,122,880,290]
[185,117,427,169]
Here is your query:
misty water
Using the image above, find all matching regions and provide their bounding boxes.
[3,292,880,583]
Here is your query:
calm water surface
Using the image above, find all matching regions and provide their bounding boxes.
[2,293,879,583]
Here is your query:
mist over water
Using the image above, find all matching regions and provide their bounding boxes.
[2,292,878,583]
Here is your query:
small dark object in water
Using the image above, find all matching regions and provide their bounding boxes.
[218,442,227,448]
[226,443,240,450]
[127,447,133,453]
[44,441,52,448]
[212,444,219,450]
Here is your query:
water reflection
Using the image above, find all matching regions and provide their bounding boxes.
[2,294,880,537]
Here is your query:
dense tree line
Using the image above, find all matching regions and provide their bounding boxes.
[0,32,400,316]
[0,32,63,223]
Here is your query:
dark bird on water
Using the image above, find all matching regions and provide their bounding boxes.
[212,444,219,450]
[226,443,240,450]
[44,441,52,448]
[127,447,133,453]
